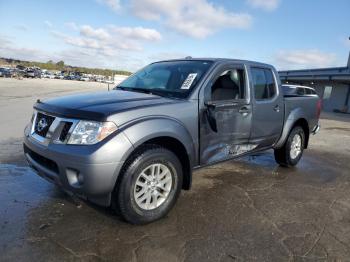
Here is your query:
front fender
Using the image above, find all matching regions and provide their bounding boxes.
[120,116,196,166]
[274,107,308,149]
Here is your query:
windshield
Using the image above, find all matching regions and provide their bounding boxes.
[116,60,213,98]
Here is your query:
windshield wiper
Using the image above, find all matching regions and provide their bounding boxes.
[117,86,167,98]
[116,86,129,91]
[136,88,167,97]
[116,86,181,99]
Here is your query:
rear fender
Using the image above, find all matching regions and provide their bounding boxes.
[274,107,309,149]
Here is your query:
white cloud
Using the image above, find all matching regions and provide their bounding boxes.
[65,36,101,49]
[44,20,53,28]
[47,23,163,69]
[54,23,164,70]
[246,0,280,11]
[96,0,121,12]
[0,36,52,62]
[51,30,139,53]
[52,23,162,53]
[130,0,252,38]
[109,26,162,41]
[0,35,143,71]
[80,25,110,40]
[275,49,338,70]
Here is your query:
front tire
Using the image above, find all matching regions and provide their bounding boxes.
[114,145,183,224]
[274,126,305,167]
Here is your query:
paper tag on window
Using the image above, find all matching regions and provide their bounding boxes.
[181,73,197,89]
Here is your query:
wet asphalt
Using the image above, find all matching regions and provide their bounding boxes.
[1,78,350,261]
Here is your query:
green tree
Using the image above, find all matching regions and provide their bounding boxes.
[56,61,65,68]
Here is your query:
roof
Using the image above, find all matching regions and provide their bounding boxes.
[279,52,350,84]
[154,57,274,69]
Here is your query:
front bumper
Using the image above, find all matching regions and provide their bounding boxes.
[23,125,133,206]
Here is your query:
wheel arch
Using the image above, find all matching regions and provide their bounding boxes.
[118,117,196,190]
[274,108,310,149]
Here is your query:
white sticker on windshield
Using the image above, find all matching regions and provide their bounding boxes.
[181,73,197,89]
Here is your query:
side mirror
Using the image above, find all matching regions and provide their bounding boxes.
[204,101,218,132]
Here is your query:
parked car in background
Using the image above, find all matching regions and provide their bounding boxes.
[64,75,73,80]
[79,76,90,81]
[0,67,12,77]
[54,73,65,79]
[282,84,317,96]
[25,69,41,78]
[15,66,26,77]
[42,72,55,79]
[24,58,322,224]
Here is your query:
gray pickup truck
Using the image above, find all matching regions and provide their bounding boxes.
[24,58,321,224]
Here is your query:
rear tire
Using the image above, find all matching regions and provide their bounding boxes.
[274,126,305,167]
[113,145,183,224]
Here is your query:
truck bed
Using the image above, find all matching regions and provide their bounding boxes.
[284,95,320,133]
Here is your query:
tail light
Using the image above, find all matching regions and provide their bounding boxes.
[316,99,322,119]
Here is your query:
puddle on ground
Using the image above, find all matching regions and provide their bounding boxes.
[0,163,34,176]
[0,163,55,253]
[242,151,277,168]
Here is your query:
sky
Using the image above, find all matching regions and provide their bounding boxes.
[0,0,349,72]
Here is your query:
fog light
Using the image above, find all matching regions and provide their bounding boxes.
[77,173,84,184]
[66,168,83,187]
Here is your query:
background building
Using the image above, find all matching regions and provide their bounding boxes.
[279,52,350,113]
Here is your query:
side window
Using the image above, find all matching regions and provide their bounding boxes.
[251,68,277,100]
[297,87,305,95]
[305,88,312,95]
[210,69,245,101]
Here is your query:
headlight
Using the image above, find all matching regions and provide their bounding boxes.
[67,121,118,145]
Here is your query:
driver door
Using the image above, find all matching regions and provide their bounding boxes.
[199,64,252,165]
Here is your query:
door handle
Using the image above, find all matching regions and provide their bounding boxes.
[215,102,237,108]
[273,105,280,112]
[239,106,250,115]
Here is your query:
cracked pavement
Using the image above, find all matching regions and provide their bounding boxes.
[1,78,350,261]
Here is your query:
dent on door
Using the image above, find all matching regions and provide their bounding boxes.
[199,66,255,165]
[200,101,254,164]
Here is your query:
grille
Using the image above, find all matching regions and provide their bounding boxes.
[24,144,59,174]
[34,112,55,137]
[59,122,73,142]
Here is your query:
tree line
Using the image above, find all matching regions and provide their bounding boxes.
[0,57,132,76]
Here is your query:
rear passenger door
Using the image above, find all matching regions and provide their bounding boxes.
[249,67,284,148]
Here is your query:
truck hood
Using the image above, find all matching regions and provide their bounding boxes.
[34,90,178,121]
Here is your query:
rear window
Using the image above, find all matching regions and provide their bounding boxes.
[251,68,276,100]
[305,88,317,95]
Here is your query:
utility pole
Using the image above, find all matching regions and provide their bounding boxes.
[348,37,350,68]
[344,37,350,111]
